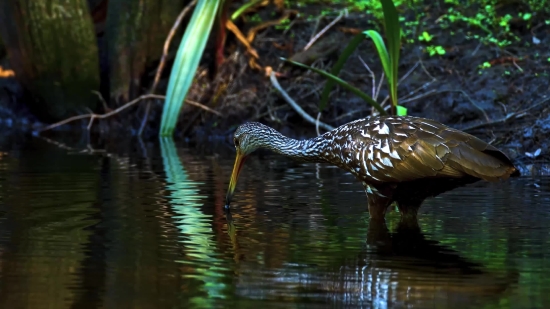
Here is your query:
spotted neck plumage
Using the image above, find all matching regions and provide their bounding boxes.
[256,132,330,163]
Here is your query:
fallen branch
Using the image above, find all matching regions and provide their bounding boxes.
[39,94,165,133]
[400,89,491,122]
[39,94,220,133]
[139,0,198,136]
[269,71,335,132]
[463,96,550,132]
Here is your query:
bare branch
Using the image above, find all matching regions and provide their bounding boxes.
[303,10,346,51]
[269,71,334,132]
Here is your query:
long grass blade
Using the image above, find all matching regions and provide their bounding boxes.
[283,59,387,115]
[160,0,222,137]
[381,0,401,108]
[319,32,366,111]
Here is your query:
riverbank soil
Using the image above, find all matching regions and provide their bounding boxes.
[0,1,549,169]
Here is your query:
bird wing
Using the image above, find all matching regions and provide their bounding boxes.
[339,117,516,183]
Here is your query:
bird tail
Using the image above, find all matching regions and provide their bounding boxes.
[447,145,519,182]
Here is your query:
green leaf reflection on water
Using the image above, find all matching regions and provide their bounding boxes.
[160,137,227,306]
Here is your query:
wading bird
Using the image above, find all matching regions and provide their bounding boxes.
[224,116,519,220]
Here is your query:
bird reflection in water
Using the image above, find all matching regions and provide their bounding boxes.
[224,212,518,307]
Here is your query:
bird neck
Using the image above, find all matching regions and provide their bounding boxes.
[261,133,329,163]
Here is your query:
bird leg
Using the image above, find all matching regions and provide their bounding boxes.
[364,185,394,220]
[395,198,424,226]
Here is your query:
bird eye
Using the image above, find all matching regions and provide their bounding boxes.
[234,138,240,147]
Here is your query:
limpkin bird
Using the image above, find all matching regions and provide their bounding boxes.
[225,116,519,220]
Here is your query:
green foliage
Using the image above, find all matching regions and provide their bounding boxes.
[284,59,387,115]
[287,0,406,116]
[160,0,223,137]
[231,0,264,21]
[439,0,550,48]
[335,0,550,56]
[318,33,366,111]
[443,4,517,47]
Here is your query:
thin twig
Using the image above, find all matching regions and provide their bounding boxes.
[39,94,165,133]
[39,93,221,133]
[400,80,436,101]
[400,89,437,103]
[309,16,322,44]
[269,71,334,131]
[150,0,197,94]
[92,90,110,112]
[303,10,345,51]
[315,112,321,136]
[185,99,223,116]
[454,90,491,122]
[471,42,482,56]
[358,56,376,99]
[358,54,384,115]
[375,72,384,101]
[512,59,524,72]
[398,61,419,84]
[463,95,550,132]
[139,0,197,136]
[399,89,490,121]
[418,56,436,81]
[462,112,524,132]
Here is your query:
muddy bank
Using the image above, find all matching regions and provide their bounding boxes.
[0,1,549,167]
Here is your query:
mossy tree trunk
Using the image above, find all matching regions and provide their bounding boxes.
[105,0,187,104]
[0,0,100,121]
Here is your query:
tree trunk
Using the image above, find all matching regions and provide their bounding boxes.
[105,0,187,104]
[0,0,100,121]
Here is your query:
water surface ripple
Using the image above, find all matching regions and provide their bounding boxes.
[0,141,548,308]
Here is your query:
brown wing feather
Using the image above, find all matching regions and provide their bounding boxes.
[322,116,518,184]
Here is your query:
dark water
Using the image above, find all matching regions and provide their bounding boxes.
[0,138,549,309]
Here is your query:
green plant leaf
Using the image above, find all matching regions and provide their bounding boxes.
[319,32,366,111]
[397,105,407,116]
[381,0,401,109]
[363,30,391,89]
[160,0,223,137]
[231,0,264,20]
[283,58,387,115]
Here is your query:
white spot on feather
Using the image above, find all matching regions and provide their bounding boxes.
[421,122,439,129]
[380,142,390,154]
[361,148,371,176]
[382,157,393,167]
[389,150,400,159]
[377,123,390,135]
[367,145,374,160]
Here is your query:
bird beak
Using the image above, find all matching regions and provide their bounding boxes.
[225,149,248,207]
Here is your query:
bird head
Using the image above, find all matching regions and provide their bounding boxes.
[225,122,276,207]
